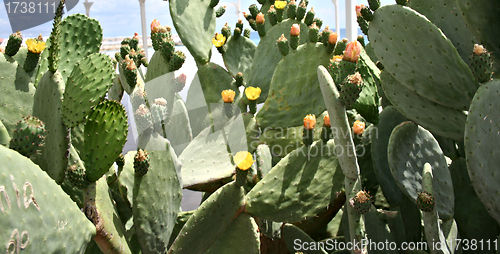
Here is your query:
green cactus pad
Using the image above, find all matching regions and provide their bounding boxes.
[83,100,128,182]
[9,116,45,158]
[388,121,454,220]
[0,120,10,146]
[0,53,36,136]
[456,0,500,75]
[450,158,500,242]
[185,62,238,136]
[0,145,95,253]
[31,70,69,184]
[133,133,182,254]
[368,5,479,110]
[380,71,466,141]
[282,224,328,254]
[222,36,257,78]
[167,182,245,254]
[245,140,344,222]
[464,80,500,225]
[145,51,170,82]
[36,13,102,85]
[371,106,407,206]
[178,126,234,191]
[256,43,333,129]
[409,0,477,66]
[169,0,216,65]
[246,19,309,102]
[84,177,132,254]
[202,213,260,253]
[165,96,193,156]
[61,53,115,128]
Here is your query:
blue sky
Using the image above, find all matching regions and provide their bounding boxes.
[0,0,393,39]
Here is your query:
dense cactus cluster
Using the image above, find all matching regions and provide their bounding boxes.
[1,0,500,253]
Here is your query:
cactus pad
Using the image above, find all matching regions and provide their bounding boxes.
[0,145,95,253]
[368,5,479,110]
[9,116,45,158]
[61,53,115,128]
[222,36,257,78]
[83,100,128,182]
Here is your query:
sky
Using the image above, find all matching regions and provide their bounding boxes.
[0,0,394,39]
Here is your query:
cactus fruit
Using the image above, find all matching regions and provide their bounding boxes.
[209,0,219,8]
[130,33,140,51]
[321,113,332,142]
[24,38,46,72]
[150,99,168,128]
[235,72,244,87]
[416,191,435,212]
[5,31,22,57]
[116,153,125,168]
[313,18,323,29]
[244,28,251,38]
[47,0,65,73]
[360,5,374,22]
[134,149,150,176]
[221,23,232,39]
[340,72,363,107]
[349,190,372,214]
[216,6,226,18]
[296,1,307,21]
[135,104,153,133]
[249,4,260,19]
[66,164,91,189]
[302,114,316,146]
[234,27,242,39]
[9,116,45,157]
[277,34,289,56]
[122,55,138,86]
[304,7,315,26]
[160,37,176,61]
[274,1,286,22]
[469,44,493,83]
[120,44,131,59]
[308,23,319,43]
[256,13,266,37]
[290,24,300,50]
[268,6,278,26]
[357,16,369,36]
[321,26,332,44]
[151,20,171,51]
[368,0,380,11]
[287,0,297,19]
[169,50,186,71]
[396,0,409,6]
[357,35,365,47]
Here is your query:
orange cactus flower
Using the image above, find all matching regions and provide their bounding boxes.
[303,114,316,130]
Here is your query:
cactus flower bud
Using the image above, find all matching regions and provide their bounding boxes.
[256,12,265,24]
[323,113,331,127]
[26,38,46,54]
[473,44,485,55]
[133,32,139,40]
[151,19,161,33]
[0,47,4,53]
[303,114,316,130]
[245,86,261,101]
[355,5,365,17]
[328,32,338,45]
[212,33,226,47]
[343,41,362,63]
[221,89,236,103]
[274,0,287,9]
[154,98,167,106]
[352,120,365,135]
[290,24,301,36]
[234,151,254,171]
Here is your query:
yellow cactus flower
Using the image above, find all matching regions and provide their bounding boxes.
[221,89,236,103]
[212,33,226,48]
[234,151,254,171]
[275,0,287,9]
[245,86,261,101]
[303,114,316,130]
[26,38,46,54]
[352,120,365,135]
